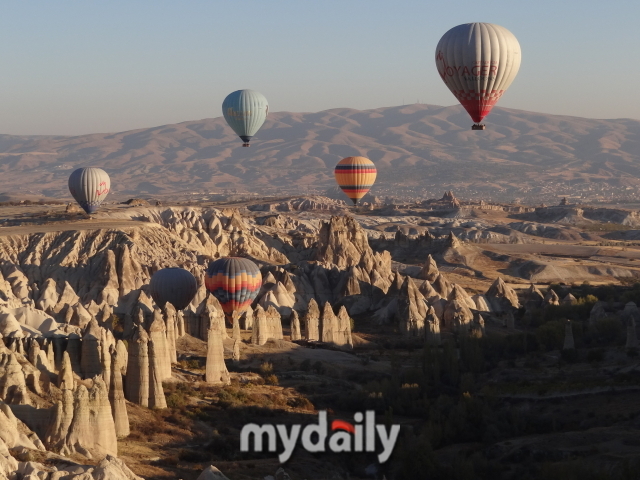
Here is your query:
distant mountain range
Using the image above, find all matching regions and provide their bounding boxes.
[0,104,638,202]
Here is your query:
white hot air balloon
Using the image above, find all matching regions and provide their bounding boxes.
[68,167,110,214]
[435,23,521,130]
[222,89,269,147]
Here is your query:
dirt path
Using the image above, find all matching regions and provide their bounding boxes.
[0,218,156,237]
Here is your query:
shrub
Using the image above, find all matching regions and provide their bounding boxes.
[594,317,624,344]
[587,349,604,362]
[259,361,273,375]
[178,449,209,462]
[561,348,579,363]
[536,321,565,351]
[300,359,311,371]
[265,374,279,385]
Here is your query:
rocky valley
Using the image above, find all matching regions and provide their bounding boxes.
[0,193,640,479]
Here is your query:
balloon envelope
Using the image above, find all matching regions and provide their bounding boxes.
[205,257,262,316]
[149,268,198,311]
[435,23,521,125]
[222,89,269,146]
[334,156,377,205]
[68,167,110,214]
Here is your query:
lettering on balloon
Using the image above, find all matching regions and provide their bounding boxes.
[227,108,252,117]
[436,51,498,82]
[96,182,109,196]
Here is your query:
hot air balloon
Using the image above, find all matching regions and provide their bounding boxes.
[68,167,110,214]
[222,89,269,147]
[205,257,262,318]
[435,23,521,130]
[149,268,198,311]
[334,156,377,205]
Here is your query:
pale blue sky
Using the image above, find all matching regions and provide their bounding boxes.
[0,0,638,135]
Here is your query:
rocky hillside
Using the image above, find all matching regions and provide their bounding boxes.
[0,104,638,199]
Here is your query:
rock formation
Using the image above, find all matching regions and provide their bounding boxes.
[108,346,129,438]
[303,299,320,341]
[251,305,269,346]
[432,274,453,298]
[588,301,607,325]
[265,306,284,341]
[443,300,474,331]
[334,306,353,348]
[320,302,337,343]
[0,353,31,405]
[447,284,476,310]
[164,302,178,365]
[290,310,302,341]
[425,306,441,345]
[125,325,149,407]
[563,321,575,350]
[544,289,560,307]
[417,255,439,282]
[524,284,545,310]
[47,378,118,458]
[562,293,578,305]
[148,336,167,409]
[149,308,172,381]
[81,319,103,379]
[485,277,520,312]
[206,310,230,385]
[396,277,427,336]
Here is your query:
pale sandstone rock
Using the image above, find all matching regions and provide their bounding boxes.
[163,303,178,365]
[417,254,439,282]
[125,326,149,407]
[562,293,578,305]
[432,274,453,298]
[206,312,230,385]
[58,351,74,391]
[447,284,476,310]
[524,284,545,310]
[148,337,167,409]
[197,465,231,480]
[81,320,102,380]
[443,299,474,330]
[303,298,320,341]
[148,309,171,381]
[320,302,337,343]
[108,346,129,438]
[290,310,302,341]
[335,306,353,348]
[251,305,269,346]
[396,277,427,336]
[544,289,560,307]
[0,353,30,405]
[265,305,284,342]
[486,277,520,312]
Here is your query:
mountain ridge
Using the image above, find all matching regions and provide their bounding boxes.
[0,103,638,201]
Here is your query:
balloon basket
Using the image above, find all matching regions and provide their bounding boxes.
[471,124,486,131]
[242,143,250,147]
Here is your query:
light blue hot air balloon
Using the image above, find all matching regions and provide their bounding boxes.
[68,167,110,214]
[222,89,268,147]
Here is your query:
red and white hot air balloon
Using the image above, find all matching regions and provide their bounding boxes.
[435,23,521,130]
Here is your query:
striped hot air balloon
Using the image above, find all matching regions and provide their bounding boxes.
[334,156,377,205]
[68,167,110,214]
[204,257,262,317]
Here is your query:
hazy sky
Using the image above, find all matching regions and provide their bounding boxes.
[0,0,638,135]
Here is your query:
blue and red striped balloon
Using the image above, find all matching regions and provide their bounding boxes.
[205,257,262,316]
[334,156,377,205]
